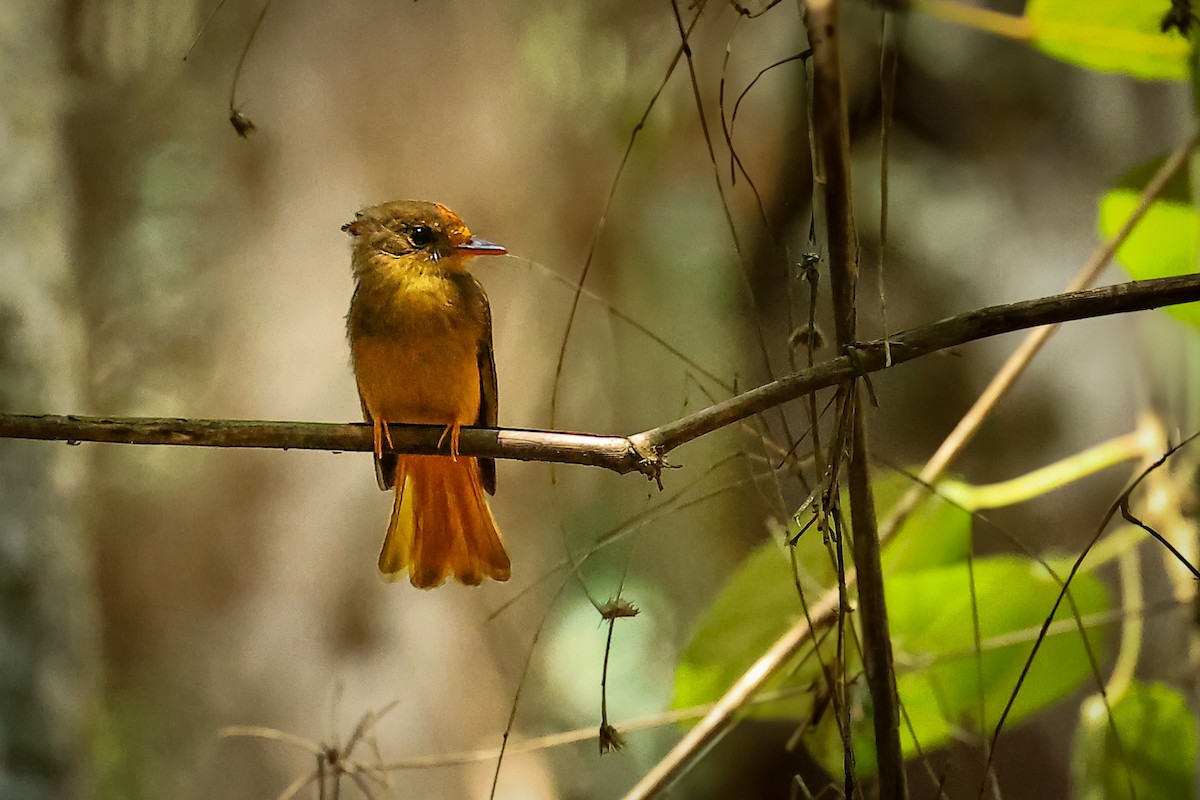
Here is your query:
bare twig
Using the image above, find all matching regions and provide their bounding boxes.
[878,10,898,365]
[728,51,812,161]
[221,700,401,800]
[1120,497,1200,580]
[598,585,638,754]
[637,273,1200,456]
[514,255,733,393]
[801,0,905,794]
[489,455,775,622]
[223,596,1185,778]
[621,583,845,800]
[227,0,274,136]
[183,0,230,60]
[379,682,848,771]
[879,131,1200,551]
[549,4,703,430]
[668,0,795,451]
[612,131,1200,800]
[980,432,1200,794]
[0,416,655,475]
[488,578,572,799]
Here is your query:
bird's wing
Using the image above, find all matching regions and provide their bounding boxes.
[474,279,498,496]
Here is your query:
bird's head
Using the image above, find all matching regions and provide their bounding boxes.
[343,200,506,276]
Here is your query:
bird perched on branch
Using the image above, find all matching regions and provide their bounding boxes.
[344,200,510,588]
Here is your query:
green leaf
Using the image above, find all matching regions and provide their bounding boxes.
[1026,1,1188,81]
[875,474,972,575]
[804,557,1110,778]
[1099,157,1200,328]
[673,473,972,720]
[1072,680,1197,800]
[673,546,1110,773]
[674,469,1109,781]
[672,539,823,722]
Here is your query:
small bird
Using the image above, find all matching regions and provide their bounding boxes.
[343,200,510,588]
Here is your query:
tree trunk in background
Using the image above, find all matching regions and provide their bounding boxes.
[0,2,97,798]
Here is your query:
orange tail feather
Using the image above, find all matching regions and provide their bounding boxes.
[378,455,510,588]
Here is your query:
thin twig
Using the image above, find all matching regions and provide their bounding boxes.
[878,10,897,365]
[378,683,832,771]
[229,596,1186,783]
[514,255,733,393]
[615,195,1200,800]
[719,19,798,248]
[980,432,1200,793]
[226,0,274,136]
[729,51,812,157]
[830,495,856,797]
[637,273,1200,458]
[231,0,271,106]
[620,581,845,800]
[668,0,795,450]
[1120,498,1200,579]
[801,0,902,791]
[220,725,323,755]
[222,701,403,800]
[489,457,775,622]
[548,5,703,430]
[965,532,998,796]
[878,131,1200,554]
[183,0,230,60]
[358,598,1186,773]
[598,568,637,754]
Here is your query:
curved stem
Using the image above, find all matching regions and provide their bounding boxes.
[941,425,1158,511]
[1106,544,1143,701]
[910,0,1033,41]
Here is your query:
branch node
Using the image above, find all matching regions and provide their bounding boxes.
[843,344,880,407]
[628,435,668,488]
[599,723,626,754]
[597,597,640,621]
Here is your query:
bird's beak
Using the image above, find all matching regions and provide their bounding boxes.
[341,212,366,236]
[457,237,507,256]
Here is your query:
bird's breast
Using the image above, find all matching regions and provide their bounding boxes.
[348,273,483,426]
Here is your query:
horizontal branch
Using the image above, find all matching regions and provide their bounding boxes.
[0,416,654,476]
[635,273,1200,454]
[2,273,1198,475]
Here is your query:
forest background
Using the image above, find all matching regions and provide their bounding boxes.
[2,1,1199,799]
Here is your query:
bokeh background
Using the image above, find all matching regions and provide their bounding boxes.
[1,1,1195,798]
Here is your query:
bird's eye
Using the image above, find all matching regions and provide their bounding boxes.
[409,225,434,247]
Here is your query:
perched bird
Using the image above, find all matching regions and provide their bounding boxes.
[343,200,510,588]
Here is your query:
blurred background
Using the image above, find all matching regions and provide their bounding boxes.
[0,1,1195,798]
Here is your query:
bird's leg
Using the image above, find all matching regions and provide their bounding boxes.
[373,418,396,465]
[372,418,385,463]
[436,423,461,461]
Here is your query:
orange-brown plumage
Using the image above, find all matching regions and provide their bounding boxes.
[344,200,509,588]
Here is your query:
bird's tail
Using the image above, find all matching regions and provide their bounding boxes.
[379,455,510,588]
